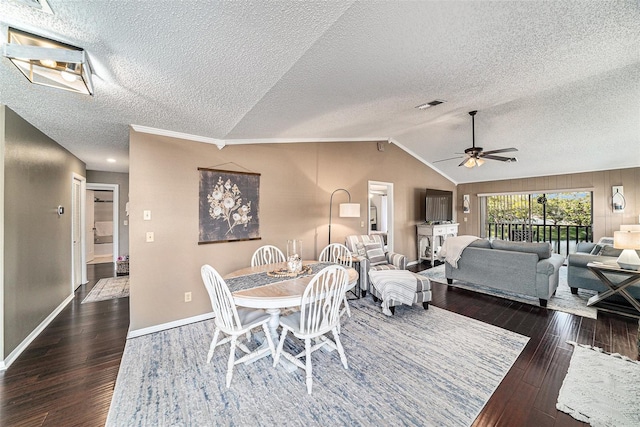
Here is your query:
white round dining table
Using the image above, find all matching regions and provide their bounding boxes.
[223,260,358,367]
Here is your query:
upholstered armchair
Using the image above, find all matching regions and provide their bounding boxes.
[344,234,407,295]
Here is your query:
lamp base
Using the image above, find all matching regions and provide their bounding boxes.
[616,249,640,271]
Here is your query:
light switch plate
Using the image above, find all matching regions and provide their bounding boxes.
[143,210,151,220]
[146,231,154,242]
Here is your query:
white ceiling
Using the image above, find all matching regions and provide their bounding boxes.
[1,1,639,184]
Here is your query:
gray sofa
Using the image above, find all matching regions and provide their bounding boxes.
[445,239,565,307]
[567,241,640,300]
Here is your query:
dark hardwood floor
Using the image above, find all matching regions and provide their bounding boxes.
[409,261,639,427]
[1,261,637,426]
[0,264,129,427]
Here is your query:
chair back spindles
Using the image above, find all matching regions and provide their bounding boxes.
[251,245,286,267]
[300,265,348,335]
[201,265,240,332]
[319,243,352,267]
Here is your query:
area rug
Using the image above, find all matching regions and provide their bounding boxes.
[556,342,640,426]
[106,299,529,426]
[420,265,597,319]
[81,276,129,303]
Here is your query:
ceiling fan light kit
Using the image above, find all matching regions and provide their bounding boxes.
[434,110,518,168]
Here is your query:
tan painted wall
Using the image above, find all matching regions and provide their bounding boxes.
[456,167,640,240]
[2,106,85,358]
[129,132,454,332]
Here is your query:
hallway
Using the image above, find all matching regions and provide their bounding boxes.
[0,264,129,426]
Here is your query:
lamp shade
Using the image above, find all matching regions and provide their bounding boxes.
[614,231,640,250]
[339,203,360,218]
[620,224,640,232]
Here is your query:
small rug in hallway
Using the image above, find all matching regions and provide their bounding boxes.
[106,299,529,426]
[420,264,597,319]
[556,342,640,426]
[81,276,129,303]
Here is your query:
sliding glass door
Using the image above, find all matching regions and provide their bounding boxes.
[479,191,593,256]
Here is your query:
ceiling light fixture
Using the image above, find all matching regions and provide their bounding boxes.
[2,27,94,95]
[415,99,446,110]
[107,158,116,163]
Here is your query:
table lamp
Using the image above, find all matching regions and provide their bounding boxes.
[613,230,640,270]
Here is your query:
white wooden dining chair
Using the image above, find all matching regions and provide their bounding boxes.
[319,243,353,317]
[251,245,286,267]
[273,264,350,394]
[200,264,275,388]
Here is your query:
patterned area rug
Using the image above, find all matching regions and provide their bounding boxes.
[420,265,597,319]
[557,342,640,426]
[107,299,528,426]
[81,276,129,303]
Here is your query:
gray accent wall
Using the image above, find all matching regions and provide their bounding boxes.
[1,106,85,360]
[86,170,130,257]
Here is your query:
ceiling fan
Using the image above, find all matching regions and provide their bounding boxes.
[434,110,518,168]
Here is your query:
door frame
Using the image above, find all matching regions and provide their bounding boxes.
[368,180,394,252]
[71,173,87,288]
[86,183,119,266]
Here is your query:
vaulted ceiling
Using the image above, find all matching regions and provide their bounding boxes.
[1,1,639,184]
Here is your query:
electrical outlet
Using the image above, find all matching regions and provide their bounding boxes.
[184,292,192,302]
[146,231,154,242]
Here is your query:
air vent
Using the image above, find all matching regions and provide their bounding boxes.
[415,99,446,110]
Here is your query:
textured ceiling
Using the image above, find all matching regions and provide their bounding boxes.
[1,1,638,184]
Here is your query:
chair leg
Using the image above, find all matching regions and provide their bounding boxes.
[342,295,352,317]
[422,302,430,310]
[273,328,288,367]
[333,327,349,370]
[305,338,313,394]
[226,336,237,388]
[207,328,221,363]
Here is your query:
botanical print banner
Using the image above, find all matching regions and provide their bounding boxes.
[198,168,260,244]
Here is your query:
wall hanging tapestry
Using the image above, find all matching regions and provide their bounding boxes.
[198,168,260,244]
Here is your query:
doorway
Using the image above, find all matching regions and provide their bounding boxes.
[72,173,87,289]
[86,183,119,265]
[368,181,394,252]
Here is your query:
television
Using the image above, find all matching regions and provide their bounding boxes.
[425,188,453,223]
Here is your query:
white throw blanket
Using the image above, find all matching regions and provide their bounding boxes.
[369,270,416,316]
[436,235,479,268]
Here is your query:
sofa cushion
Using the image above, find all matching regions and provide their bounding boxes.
[600,245,623,257]
[589,244,605,256]
[491,239,552,259]
[468,239,492,249]
[364,243,387,266]
[597,236,614,246]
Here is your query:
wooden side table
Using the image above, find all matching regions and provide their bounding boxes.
[586,262,640,316]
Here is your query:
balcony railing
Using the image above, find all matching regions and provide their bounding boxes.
[485,223,593,257]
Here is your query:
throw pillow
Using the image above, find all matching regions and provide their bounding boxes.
[364,242,387,266]
[589,244,605,256]
[468,239,492,249]
[597,237,615,246]
[354,242,367,257]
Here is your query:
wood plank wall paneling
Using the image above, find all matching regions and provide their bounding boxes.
[457,167,640,240]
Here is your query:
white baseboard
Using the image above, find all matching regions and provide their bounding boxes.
[0,293,75,371]
[127,312,215,339]
[407,260,419,267]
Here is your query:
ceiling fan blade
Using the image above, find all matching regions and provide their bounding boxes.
[458,158,470,167]
[483,154,518,162]
[481,147,518,155]
[432,156,464,163]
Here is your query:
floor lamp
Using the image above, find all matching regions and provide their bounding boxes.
[328,189,360,245]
